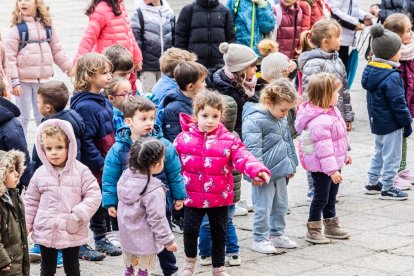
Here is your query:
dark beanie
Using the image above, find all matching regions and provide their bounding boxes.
[370,24,402,60]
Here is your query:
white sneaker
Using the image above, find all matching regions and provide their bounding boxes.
[200,256,212,266]
[271,235,297,249]
[251,240,277,254]
[237,199,254,212]
[106,232,121,248]
[234,205,248,216]
[225,254,241,266]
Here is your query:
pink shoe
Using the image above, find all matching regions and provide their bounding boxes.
[394,176,412,191]
[398,169,414,184]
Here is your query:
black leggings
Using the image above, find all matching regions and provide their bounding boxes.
[40,245,80,276]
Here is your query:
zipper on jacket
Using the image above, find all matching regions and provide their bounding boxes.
[201,132,207,205]
[207,9,212,68]
[159,10,164,55]
[292,10,298,59]
[51,175,61,247]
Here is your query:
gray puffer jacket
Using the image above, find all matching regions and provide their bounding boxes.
[242,102,298,181]
[299,48,354,122]
[131,0,175,71]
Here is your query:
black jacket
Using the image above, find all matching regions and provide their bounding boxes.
[175,0,236,69]
[379,0,414,23]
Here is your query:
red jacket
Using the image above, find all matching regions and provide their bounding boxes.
[310,0,331,27]
[298,1,311,31]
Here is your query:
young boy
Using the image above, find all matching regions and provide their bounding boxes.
[362,24,413,200]
[0,150,29,275]
[151,47,197,104]
[159,61,208,142]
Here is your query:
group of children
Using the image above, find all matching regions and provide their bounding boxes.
[0,0,414,276]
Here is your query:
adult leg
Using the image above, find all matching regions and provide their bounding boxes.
[40,245,58,276]
[141,71,158,94]
[207,206,228,268]
[62,246,81,276]
[338,46,350,72]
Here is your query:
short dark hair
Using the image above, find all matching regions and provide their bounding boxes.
[103,45,134,72]
[174,61,208,91]
[0,78,5,97]
[122,96,156,118]
[38,81,69,112]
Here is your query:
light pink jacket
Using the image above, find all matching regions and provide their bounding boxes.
[0,43,11,94]
[295,102,349,176]
[25,119,101,249]
[2,16,72,83]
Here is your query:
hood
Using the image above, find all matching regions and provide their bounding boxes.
[0,150,26,196]
[161,90,192,109]
[361,63,397,92]
[35,119,78,175]
[0,98,20,124]
[52,109,85,137]
[196,0,219,8]
[115,126,133,145]
[70,91,106,110]
[298,48,339,70]
[212,69,234,91]
[242,102,272,121]
[117,169,164,205]
[179,112,225,136]
[295,101,334,133]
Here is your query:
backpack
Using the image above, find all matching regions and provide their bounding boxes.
[16,21,52,51]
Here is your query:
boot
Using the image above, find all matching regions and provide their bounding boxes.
[137,269,148,276]
[212,266,231,276]
[182,257,197,276]
[305,221,330,244]
[323,217,350,239]
[124,266,134,276]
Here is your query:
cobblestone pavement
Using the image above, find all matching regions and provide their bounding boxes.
[1,0,414,275]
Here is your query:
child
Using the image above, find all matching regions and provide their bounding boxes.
[0,150,29,276]
[24,119,101,275]
[175,0,235,69]
[2,0,72,136]
[117,138,178,276]
[257,39,279,58]
[362,24,413,200]
[132,0,175,93]
[174,90,270,276]
[242,79,298,253]
[295,73,351,244]
[70,53,120,260]
[151,47,197,104]
[159,61,208,142]
[0,39,11,99]
[104,77,132,135]
[384,13,414,189]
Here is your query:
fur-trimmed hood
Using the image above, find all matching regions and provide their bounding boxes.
[0,150,26,196]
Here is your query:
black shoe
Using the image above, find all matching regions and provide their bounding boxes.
[95,237,122,256]
[364,182,382,195]
[380,186,408,200]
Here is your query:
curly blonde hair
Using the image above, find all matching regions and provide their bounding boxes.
[74,53,112,91]
[10,0,52,27]
[193,89,226,116]
[40,125,69,149]
[260,79,297,105]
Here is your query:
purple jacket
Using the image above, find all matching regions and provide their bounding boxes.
[399,60,414,117]
[117,169,174,256]
[295,102,349,176]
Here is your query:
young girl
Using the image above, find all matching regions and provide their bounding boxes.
[2,0,72,136]
[383,13,414,189]
[174,90,270,276]
[25,119,101,275]
[117,138,178,276]
[295,73,351,244]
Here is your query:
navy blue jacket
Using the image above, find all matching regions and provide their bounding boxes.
[362,62,413,135]
[31,109,85,172]
[0,98,32,189]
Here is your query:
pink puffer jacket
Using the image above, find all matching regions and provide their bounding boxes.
[25,119,101,249]
[2,16,72,83]
[295,102,349,176]
[74,0,142,65]
[174,113,270,208]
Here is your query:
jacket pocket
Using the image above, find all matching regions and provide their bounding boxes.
[66,215,83,234]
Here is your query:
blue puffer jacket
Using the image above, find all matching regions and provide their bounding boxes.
[152,74,180,106]
[227,0,275,55]
[102,125,186,208]
[362,62,413,135]
[242,102,298,181]
[159,90,193,142]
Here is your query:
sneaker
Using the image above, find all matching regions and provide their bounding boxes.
[251,240,277,254]
[364,182,383,195]
[79,244,106,261]
[380,186,408,200]
[200,256,212,266]
[212,266,231,276]
[234,205,248,217]
[225,254,241,266]
[394,176,412,191]
[182,257,197,276]
[237,199,254,212]
[56,250,63,268]
[95,237,123,256]
[124,265,134,276]
[106,232,121,248]
[398,169,414,184]
[29,244,41,263]
[271,235,297,249]
[172,220,184,234]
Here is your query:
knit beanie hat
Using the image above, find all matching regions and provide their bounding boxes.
[219,42,258,73]
[370,24,402,60]
[261,52,290,81]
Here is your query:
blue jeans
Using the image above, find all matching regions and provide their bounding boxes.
[252,177,288,241]
[368,129,402,191]
[198,204,239,256]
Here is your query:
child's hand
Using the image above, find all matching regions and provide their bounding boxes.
[108,207,117,217]
[12,85,22,97]
[166,243,177,252]
[252,172,270,186]
[346,156,352,165]
[287,173,295,179]
[346,122,352,132]
[174,200,184,211]
[1,265,11,271]
[331,171,342,184]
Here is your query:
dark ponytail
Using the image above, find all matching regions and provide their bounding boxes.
[129,138,165,195]
[86,0,121,16]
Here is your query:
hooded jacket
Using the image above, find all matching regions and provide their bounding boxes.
[361,62,413,135]
[151,74,180,106]
[174,113,270,208]
[299,48,353,122]
[242,102,298,181]
[295,102,349,175]
[0,150,29,276]
[117,169,174,256]
[24,119,101,249]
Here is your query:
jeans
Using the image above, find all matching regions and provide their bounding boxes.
[368,129,402,191]
[40,245,80,276]
[309,172,339,221]
[140,71,161,94]
[252,177,288,241]
[199,204,239,256]
[15,82,42,137]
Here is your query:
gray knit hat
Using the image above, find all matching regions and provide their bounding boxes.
[370,24,401,60]
[261,52,290,81]
[219,42,258,73]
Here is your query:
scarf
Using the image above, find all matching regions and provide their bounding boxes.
[400,36,414,61]
[224,68,257,98]
[372,56,401,68]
